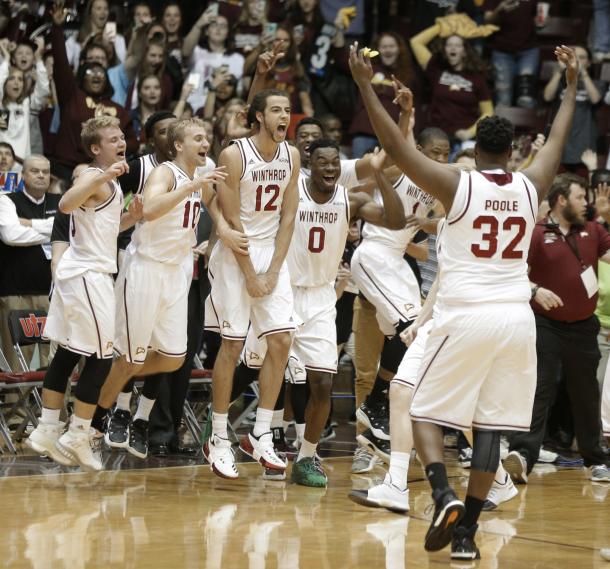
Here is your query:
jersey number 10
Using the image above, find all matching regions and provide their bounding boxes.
[182,201,201,229]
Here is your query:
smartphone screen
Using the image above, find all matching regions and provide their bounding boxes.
[187,72,200,88]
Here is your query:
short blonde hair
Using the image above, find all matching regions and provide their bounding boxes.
[167,117,206,158]
[81,116,121,158]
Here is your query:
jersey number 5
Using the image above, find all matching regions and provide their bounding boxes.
[182,201,201,229]
[255,184,280,212]
[471,215,526,259]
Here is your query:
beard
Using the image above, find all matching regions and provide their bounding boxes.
[563,203,585,226]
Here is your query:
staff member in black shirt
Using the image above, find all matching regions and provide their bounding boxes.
[0,155,57,370]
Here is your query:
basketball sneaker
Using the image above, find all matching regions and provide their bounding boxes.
[291,457,328,487]
[348,473,409,513]
[482,473,518,511]
[273,429,298,461]
[127,419,149,459]
[351,446,379,474]
[56,426,103,471]
[105,408,131,449]
[458,447,472,468]
[537,448,558,464]
[356,398,390,441]
[356,428,390,463]
[91,432,105,468]
[601,548,610,561]
[263,450,288,480]
[203,434,238,479]
[589,464,610,482]
[504,450,529,484]
[451,524,480,561]
[424,488,465,552]
[240,431,287,471]
[26,422,76,466]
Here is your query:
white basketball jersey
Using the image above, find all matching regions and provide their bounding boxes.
[135,153,161,194]
[233,137,293,244]
[129,162,201,265]
[437,169,538,305]
[57,167,123,280]
[362,174,435,252]
[287,178,350,287]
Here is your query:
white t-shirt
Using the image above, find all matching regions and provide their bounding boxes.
[187,47,245,112]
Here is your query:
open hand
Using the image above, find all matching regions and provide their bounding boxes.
[348,42,374,86]
[196,166,228,188]
[369,146,386,172]
[127,194,143,221]
[596,183,610,218]
[218,225,249,256]
[51,2,68,26]
[555,45,578,86]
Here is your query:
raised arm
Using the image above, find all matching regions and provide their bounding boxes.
[142,164,226,221]
[409,24,439,70]
[182,10,214,61]
[30,59,50,112]
[522,46,578,199]
[123,24,149,80]
[266,146,301,278]
[60,163,128,213]
[247,43,284,106]
[349,44,460,212]
[49,4,77,104]
[350,148,406,229]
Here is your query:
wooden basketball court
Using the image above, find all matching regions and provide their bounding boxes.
[0,438,608,568]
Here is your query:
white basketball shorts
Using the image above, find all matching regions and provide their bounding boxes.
[393,319,434,390]
[410,302,537,432]
[205,242,295,340]
[43,271,115,359]
[242,283,338,374]
[350,240,421,336]
[114,251,190,364]
[603,361,610,437]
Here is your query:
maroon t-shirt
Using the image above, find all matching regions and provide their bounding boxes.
[484,0,536,53]
[425,55,491,136]
[529,219,610,322]
[349,62,401,137]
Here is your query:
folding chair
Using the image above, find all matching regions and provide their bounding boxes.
[3,309,49,441]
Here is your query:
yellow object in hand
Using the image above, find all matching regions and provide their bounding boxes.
[362,47,379,58]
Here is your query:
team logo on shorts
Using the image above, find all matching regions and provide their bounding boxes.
[248,351,260,361]
[136,347,146,355]
[222,321,231,329]
[106,341,113,351]
[404,303,417,319]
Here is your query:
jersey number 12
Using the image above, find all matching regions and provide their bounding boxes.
[255,184,280,211]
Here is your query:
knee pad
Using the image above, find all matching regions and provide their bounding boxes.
[74,357,113,405]
[471,429,501,473]
[380,331,408,374]
[43,346,81,394]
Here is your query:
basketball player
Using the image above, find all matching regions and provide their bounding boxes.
[203,89,300,479]
[90,118,230,459]
[26,116,142,471]
[349,44,578,560]
[240,139,407,486]
[103,113,229,455]
[350,119,447,456]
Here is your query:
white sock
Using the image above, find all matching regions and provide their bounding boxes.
[116,391,132,412]
[389,451,410,490]
[297,439,317,462]
[133,396,155,422]
[253,407,273,437]
[40,407,60,425]
[271,409,284,429]
[295,423,306,444]
[282,420,291,432]
[212,412,228,439]
[495,462,509,484]
[70,415,92,433]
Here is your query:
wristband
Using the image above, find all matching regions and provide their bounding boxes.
[531,285,540,299]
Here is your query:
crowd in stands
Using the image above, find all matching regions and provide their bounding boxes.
[1,0,610,467]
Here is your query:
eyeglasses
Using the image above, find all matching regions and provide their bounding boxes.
[85,68,105,78]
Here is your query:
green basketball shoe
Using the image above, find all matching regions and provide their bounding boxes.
[291,457,328,487]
